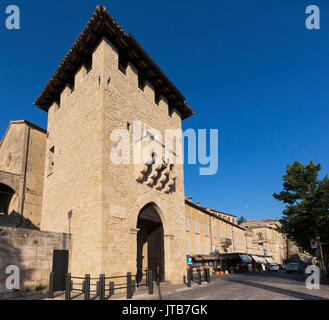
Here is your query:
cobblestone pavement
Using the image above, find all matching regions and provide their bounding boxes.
[14,271,329,300]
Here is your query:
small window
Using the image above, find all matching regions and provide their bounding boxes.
[205,245,209,255]
[196,244,200,255]
[221,230,225,240]
[48,146,55,176]
[195,221,199,234]
[185,217,189,231]
[213,227,217,238]
[205,223,209,236]
[186,242,190,255]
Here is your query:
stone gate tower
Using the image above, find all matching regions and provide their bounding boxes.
[35,6,193,283]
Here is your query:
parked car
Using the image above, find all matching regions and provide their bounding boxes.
[267,264,280,272]
[286,263,300,273]
[278,264,286,270]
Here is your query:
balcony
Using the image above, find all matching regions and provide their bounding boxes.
[220,238,232,247]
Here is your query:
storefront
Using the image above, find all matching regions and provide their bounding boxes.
[187,255,218,269]
[214,253,252,273]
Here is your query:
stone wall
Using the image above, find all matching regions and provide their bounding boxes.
[0,226,70,298]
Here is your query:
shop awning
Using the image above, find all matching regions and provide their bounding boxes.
[264,257,275,264]
[251,255,266,264]
[239,254,252,263]
[201,255,218,261]
[193,257,203,262]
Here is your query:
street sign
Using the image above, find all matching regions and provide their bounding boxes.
[310,239,318,249]
[187,257,193,265]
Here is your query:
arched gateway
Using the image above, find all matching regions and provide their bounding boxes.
[136,203,165,282]
[0,183,16,214]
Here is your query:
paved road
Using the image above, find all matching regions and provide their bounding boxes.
[129,271,329,300]
[15,271,329,300]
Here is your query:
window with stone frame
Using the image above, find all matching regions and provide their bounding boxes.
[205,223,209,236]
[186,242,190,255]
[195,221,199,234]
[185,217,189,231]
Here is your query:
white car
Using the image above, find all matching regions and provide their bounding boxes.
[286,263,300,273]
[267,264,279,272]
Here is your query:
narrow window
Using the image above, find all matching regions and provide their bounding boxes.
[205,223,209,236]
[185,217,189,231]
[205,244,209,255]
[213,226,216,238]
[221,230,225,240]
[196,244,200,255]
[195,221,199,234]
[48,146,55,176]
[186,242,190,255]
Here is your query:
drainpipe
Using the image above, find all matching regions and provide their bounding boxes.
[16,125,30,227]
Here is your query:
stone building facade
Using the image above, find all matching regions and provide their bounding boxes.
[240,219,286,263]
[0,6,310,294]
[34,6,193,284]
[185,199,247,257]
[0,121,46,229]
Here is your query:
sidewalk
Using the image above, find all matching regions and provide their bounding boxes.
[13,279,208,300]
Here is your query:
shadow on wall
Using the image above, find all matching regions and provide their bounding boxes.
[0,211,39,230]
[0,228,33,299]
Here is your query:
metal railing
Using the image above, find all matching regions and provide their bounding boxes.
[48,269,154,300]
[184,267,211,287]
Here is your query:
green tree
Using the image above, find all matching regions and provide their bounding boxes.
[273,161,329,283]
[237,216,247,225]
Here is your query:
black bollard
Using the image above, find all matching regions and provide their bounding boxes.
[84,274,90,300]
[127,272,132,299]
[65,273,71,300]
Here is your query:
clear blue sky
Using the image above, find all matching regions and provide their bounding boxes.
[1,0,329,220]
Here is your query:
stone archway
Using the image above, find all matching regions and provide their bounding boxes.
[136,203,165,283]
[0,183,17,214]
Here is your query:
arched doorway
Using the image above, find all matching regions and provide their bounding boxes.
[0,183,16,214]
[136,203,165,283]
